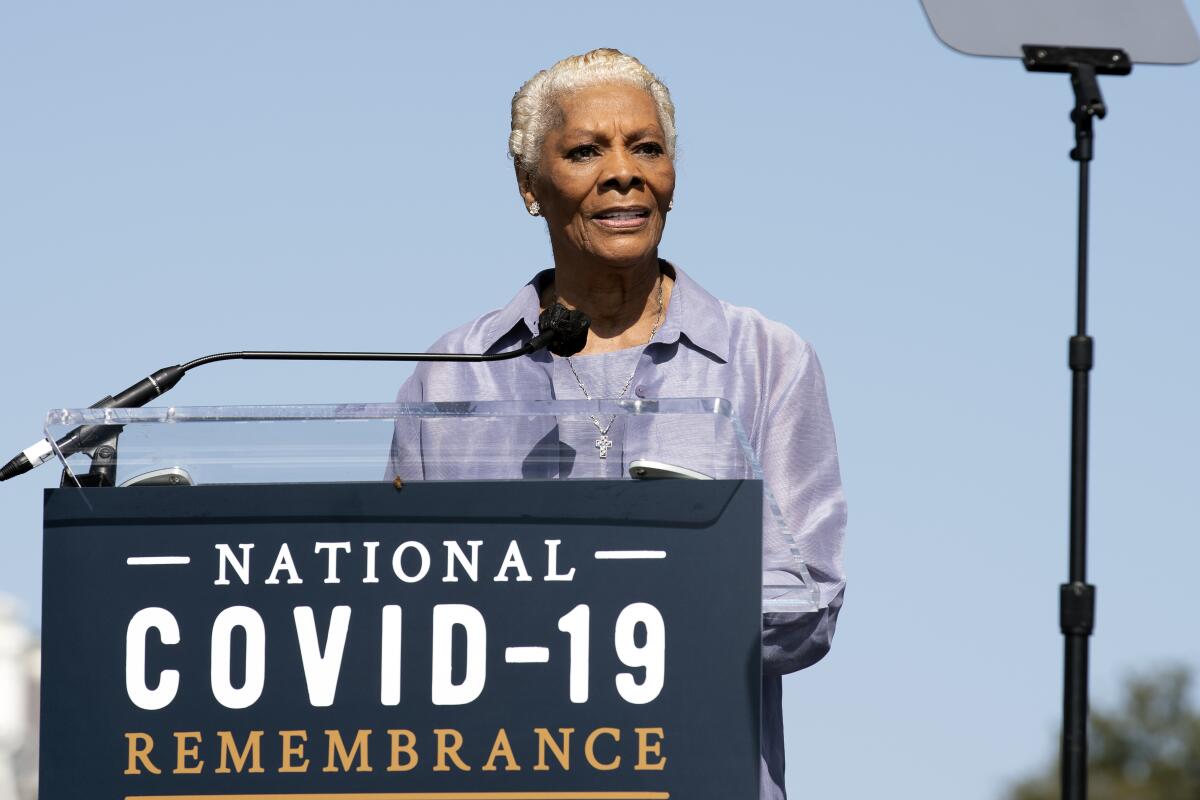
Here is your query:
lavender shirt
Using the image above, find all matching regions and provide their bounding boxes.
[390,264,847,800]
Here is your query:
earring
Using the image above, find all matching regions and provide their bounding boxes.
[667,199,674,211]
[527,200,541,217]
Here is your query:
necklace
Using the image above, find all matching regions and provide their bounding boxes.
[565,275,664,459]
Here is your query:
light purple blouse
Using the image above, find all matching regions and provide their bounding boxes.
[390,264,847,800]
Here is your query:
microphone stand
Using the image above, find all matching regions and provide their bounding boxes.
[62,348,547,489]
[1023,44,1131,800]
[2,305,590,488]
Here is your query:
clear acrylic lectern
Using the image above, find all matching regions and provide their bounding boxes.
[45,397,820,613]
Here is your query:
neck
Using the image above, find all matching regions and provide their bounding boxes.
[546,251,662,342]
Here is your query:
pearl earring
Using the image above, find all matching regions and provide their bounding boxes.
[528,200,541,217]
[668,199,674,211]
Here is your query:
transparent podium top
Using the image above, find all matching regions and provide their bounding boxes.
[45,398,819,612]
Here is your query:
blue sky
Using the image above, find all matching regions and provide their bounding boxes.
[2,2,1199,797]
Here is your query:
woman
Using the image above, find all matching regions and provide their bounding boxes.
[391,49,846,800]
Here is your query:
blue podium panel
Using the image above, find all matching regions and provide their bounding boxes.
[41,480,761,800]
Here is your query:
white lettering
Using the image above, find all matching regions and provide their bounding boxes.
[380,605,402,706]
[265,543,302,585]
[363,541,380,584]
[442,540,482,582]
[211,606,266,709]
[558,604,590,703]
[493,540,533,582]
[392,542,431,583]
[125,607,180,710]
[544,539,576,581]
[294,605,351,707]
[314,542,351,584]
[213,543,254,586]
[614,603,665,704]
[431,604,486,705]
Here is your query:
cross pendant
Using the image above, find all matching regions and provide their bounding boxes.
[595,433,613,459]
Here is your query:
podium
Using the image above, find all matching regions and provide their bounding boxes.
[38,399,820,799]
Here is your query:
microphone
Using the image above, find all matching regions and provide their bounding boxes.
[0,366,186,482]
[531,303,590,356]
[0,305,589,482]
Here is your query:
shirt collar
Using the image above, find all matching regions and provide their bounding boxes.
[481,263,730,363]
[655,262,730,363]
[482,269,552,354]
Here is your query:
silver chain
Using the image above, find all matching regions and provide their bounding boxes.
[565,275,664,458]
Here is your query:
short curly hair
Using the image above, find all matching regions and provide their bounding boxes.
[509,48,677,178]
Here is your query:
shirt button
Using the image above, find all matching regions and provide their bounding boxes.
[635,385,647,398]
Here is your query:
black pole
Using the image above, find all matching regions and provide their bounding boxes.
[1022,45,1130,800]
[1062,108,1096,800]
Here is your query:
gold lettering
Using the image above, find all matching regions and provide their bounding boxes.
[215,730,264,774]
[584,727,621,771]
[387,729,419,772]
[279,730,310,772]
[482,728,521,772]
[173,731,204,774]
[635,727,666,770]
[433,728,471,772]
[533,727,573,771]
[323,729,372,773]
[124,732,161,775]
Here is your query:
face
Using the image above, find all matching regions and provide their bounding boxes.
[523,83,675,269]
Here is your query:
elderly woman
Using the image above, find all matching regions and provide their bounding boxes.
[391,48,845,800]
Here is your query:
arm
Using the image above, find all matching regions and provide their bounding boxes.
[758,340,847,675]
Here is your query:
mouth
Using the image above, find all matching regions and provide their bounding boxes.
[591,206,652,230]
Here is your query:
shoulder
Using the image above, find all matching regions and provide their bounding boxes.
[692,295,832,456]
[670,263,814,369]
[396,274,543,401]
[718,300,814,365]
[424,308,513,354]
[709,303,834,462]
[425,270,547,354]
[715,297,820,393]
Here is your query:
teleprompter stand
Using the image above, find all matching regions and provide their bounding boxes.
[1022,45,1128,800]
[918,1,1200,794]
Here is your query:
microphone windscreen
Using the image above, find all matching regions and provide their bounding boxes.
[537,304,591,357]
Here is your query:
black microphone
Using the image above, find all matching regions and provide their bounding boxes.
[532,303,590,356]
[0,305,589,482]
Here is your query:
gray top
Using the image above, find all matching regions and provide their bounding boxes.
[389,264,847,799]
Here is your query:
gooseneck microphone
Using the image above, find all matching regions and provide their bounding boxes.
[0,304,590,482]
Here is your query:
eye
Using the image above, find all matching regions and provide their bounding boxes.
[566,144,600,162]
[634,141,665,157]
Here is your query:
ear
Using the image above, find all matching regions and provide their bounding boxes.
[515,164,538,209]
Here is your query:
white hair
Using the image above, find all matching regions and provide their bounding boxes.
[509,48,677,177]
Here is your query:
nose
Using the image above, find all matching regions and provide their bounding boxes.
[599,148,644,194]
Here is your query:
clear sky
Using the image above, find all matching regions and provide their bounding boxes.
[2,2,1199,797]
